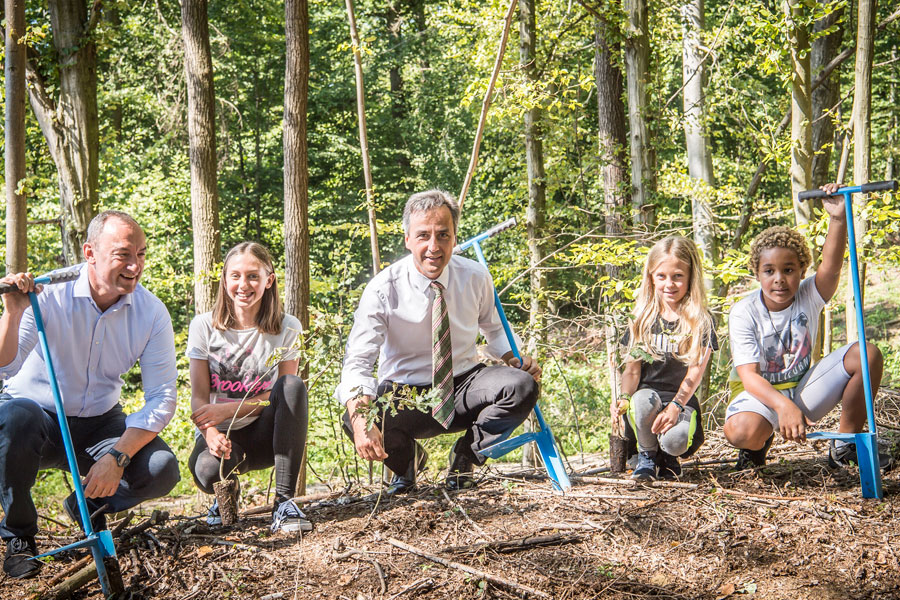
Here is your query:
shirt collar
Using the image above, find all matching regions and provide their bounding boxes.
[72,262,134,309]
[406,255,452,293]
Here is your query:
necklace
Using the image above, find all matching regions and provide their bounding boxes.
[761,291,795,366]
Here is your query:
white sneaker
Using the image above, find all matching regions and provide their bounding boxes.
[271,499,312,534]
[206,499,222,526]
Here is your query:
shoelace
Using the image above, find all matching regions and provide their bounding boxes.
[9,538,30,553]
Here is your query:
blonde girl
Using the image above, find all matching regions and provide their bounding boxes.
[619,236,718,480]
[187,242,310,533]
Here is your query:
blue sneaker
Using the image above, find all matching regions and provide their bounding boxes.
[206,499,222,526]
[631,451,657,481]
[271,499,312,534]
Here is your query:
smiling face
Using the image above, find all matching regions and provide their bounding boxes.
[224,252,275,320]
[651,254,691,314]
[756,246,803,311]
[84,217,146,311]
[404,206,456,279]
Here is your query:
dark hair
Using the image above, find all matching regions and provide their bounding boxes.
[748,226,812,274]
[402,189,459,234]
[211,242,283,335]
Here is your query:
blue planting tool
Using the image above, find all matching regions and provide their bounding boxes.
[797,179,898,499]
[0,268,123,595]
[454,218,572,491]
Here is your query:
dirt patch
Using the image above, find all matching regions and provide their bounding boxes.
[8,393,900,600]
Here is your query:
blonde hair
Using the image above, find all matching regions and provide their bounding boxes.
[211,242,284,335]
[628,236,714,366]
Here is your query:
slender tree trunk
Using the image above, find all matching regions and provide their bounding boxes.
[519,0,546,468]
[253,66,263,241]
[785,0,813,230]
[182,0,222,313]
[846,0,876,343]
[681,0,715,290]
[345,0,382,275]
[811,6,843,188]
[48,0,100,264]
[594,17,629,237]
[284,0,310,496]
[5,0,27,273]
[810,5,842,361]
[887,49,896,181]
[624,0,655,226]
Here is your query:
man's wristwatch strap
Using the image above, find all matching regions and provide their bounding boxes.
[107,448,131,468]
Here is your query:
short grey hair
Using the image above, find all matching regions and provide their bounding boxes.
[402,189,459,234]
[86,210,142,245]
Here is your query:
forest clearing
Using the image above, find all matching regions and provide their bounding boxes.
[7,398,900,600]
[2,0,900,598]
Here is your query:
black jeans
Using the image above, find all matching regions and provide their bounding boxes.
[189,375,308,502]
[342,364,538,475]
[0,398,180,540]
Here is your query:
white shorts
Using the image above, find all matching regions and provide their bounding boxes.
[726,343,853,428]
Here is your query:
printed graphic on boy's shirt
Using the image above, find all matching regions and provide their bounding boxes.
[761,311,812,384]
[207,344,273,399]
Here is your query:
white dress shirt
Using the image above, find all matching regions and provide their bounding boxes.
[335,254,518,405]
[0,263,178,433]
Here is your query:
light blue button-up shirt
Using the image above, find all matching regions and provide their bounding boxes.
[0,264,178,433]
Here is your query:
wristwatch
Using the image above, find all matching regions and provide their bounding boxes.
[106,448,131,468]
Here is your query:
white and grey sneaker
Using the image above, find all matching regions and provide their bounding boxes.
[206,499,222,527]
[271,499,312,534]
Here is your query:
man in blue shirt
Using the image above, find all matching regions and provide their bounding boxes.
[0,211,180,579]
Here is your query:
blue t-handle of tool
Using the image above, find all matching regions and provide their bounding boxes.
[797,179,898,499]
[454,218,572,491]
[0,268,120,594]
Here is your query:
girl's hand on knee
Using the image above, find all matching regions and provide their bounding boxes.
[651,403,680,435]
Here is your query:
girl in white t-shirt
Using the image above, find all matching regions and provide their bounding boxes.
[187,242,310,533]
[725,184,884,469]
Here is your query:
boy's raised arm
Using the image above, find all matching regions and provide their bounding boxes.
[815,183,847,303]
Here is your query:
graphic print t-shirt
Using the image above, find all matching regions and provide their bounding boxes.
[186,312,302,431]
[728,275,825,387]
[621,315,719,404]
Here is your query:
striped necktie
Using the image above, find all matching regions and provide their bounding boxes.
[430,281,455,428]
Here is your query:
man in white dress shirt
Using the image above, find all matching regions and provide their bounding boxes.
[0,211,179,579]
[336,190,541,493]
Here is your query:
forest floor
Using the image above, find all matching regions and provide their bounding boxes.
[7,389,900,600]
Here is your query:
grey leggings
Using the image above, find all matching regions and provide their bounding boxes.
[189,375,308,502]
[628,388,698,456]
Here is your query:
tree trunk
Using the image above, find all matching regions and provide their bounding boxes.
[519,0,546,468]
[182,0,222,313]
[887,49,896,182]
[284,0,310,496]
[345,0,382,275]
[681,0,715,290]
[594,17,629,237]
[810,5,842,361]
[785,0,813,230]
[624,0,655,227]
[810,5,843,188]
[48,0,99,264]
[846,0,876,343]
[5,0,27,273]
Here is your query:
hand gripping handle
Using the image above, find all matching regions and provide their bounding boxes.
[798,180,898,201]
[0,267,82,295]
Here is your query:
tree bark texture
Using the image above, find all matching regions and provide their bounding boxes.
[594,17,629,239]
[785,0,813,230]
[284,0,311,333]
[846,0,876,342]
[44,0,99,265]
[810,5,843,188]
[624,0,655,226]
[5,0,27,273]
[345,0,382,275]
[681,0,716,290]
[519,0,546,468]
[182,0,222,313]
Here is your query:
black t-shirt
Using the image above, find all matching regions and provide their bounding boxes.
[622,315,718,404]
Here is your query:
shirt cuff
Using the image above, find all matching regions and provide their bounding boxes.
[335,379,378,405]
